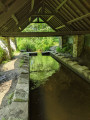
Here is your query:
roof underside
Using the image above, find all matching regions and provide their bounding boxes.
[0,0,90,33]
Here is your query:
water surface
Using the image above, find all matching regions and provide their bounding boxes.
[30,54,90,120]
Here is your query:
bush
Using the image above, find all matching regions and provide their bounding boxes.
[0,47,5,63]
[56,43,73,54]
[17,41,36,52]
[56,47,61,53]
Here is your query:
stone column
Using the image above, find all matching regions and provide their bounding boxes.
[62,36,67,47]
[59,36,62,49]
[10,37,17,51]
[7,37,12,59]
[59,36,68,49]
[73,35,84,57]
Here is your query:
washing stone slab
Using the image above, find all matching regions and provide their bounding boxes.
[16,84,29,92]
[0,102,28,120]
[19,74,29,79]
[18,77,29,84]
[20,69,29,74]
[72,65,88,74]
[57,56,65,59]
[82,70,90,81]
[13,89,28,102]
[13,84,29,102]
[60,58,71,62]
[8,117,23,120]
[67,61,78,66]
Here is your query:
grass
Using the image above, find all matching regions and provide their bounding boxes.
[19,59,24,67]
[7,92,14,105]
[1,117,6,120]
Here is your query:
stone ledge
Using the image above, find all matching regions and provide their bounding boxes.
[7,53,29,119]
[50,52,90,83]
[8,117,23,120]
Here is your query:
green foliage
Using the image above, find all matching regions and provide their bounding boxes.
[16,20,59,52]
[19,59,24,67]
[1,117,6,120]
[56,47,61,53]
[30,53,59,88]
[7,92,14,104]
[0,47,4,58]
[16,37,56,52]
[56,43,73,55]
[0,47,7,63]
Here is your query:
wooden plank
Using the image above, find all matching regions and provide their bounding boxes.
[56,0,68,11]
[40,16,57,31]
[32,14,54,16]
[30,0,34,12]
[45,2,73,30]
[11,14,19,25]
[0,0,27,27]
[47,15,54,22]
[56,13,90,29]
[0,1,6,11]
[0,31,90,37]
[67,13,90,24]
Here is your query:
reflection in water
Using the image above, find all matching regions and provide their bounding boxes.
[30,53,59,89]
[30,55,90,120]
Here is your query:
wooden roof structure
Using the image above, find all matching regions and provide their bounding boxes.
[0,0,90,36]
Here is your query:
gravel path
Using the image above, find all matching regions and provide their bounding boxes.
[0,53,20,109]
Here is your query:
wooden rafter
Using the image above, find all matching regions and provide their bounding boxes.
[32,14,54,16]
[40,16,57,31]
[56,0,68,11]
[0,1,6,11]
[0,31,90,37]
[11,14,19,25]
[8,2,42,32]
[30,0,35,12]
[56,13,90,29]
[0,0,27,27]
[45,2,73,30]
[47,15,54,22]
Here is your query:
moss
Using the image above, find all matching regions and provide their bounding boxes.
[19,60,24,67]
[1,117,6,120]
[7,92,14,104]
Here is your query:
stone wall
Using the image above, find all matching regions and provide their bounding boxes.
[1,53,30,120]
[84,34,90,55]
[51,51,90,83]
[0,37,17,62]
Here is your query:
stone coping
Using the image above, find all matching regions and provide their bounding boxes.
[50,52,90,83]
[7,53,29,120]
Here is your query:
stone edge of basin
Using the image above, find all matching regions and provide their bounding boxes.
[8,53,30,120]
[50,52,90,83]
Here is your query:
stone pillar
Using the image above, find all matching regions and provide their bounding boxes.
[7,37,12,59]
[10,37,17,51]
[59,36,68,49]
[59,36,62,49]
[73,35,84,57]
[62,36,67,47]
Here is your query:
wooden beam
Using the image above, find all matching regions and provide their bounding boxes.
[0,31,90,37]
[8,2,42,32]
[45,2,73,30]
[47,15,54,22]
[32,14,54,16]
[30,0,34,12]
[0,1,6,11]
[56,25,66,30]
[56,0,68,11]
[11,14,19,25]
[67,13,90,24]
[56,13,90,29]
[0,0,27,27]
[40,16,57,31]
